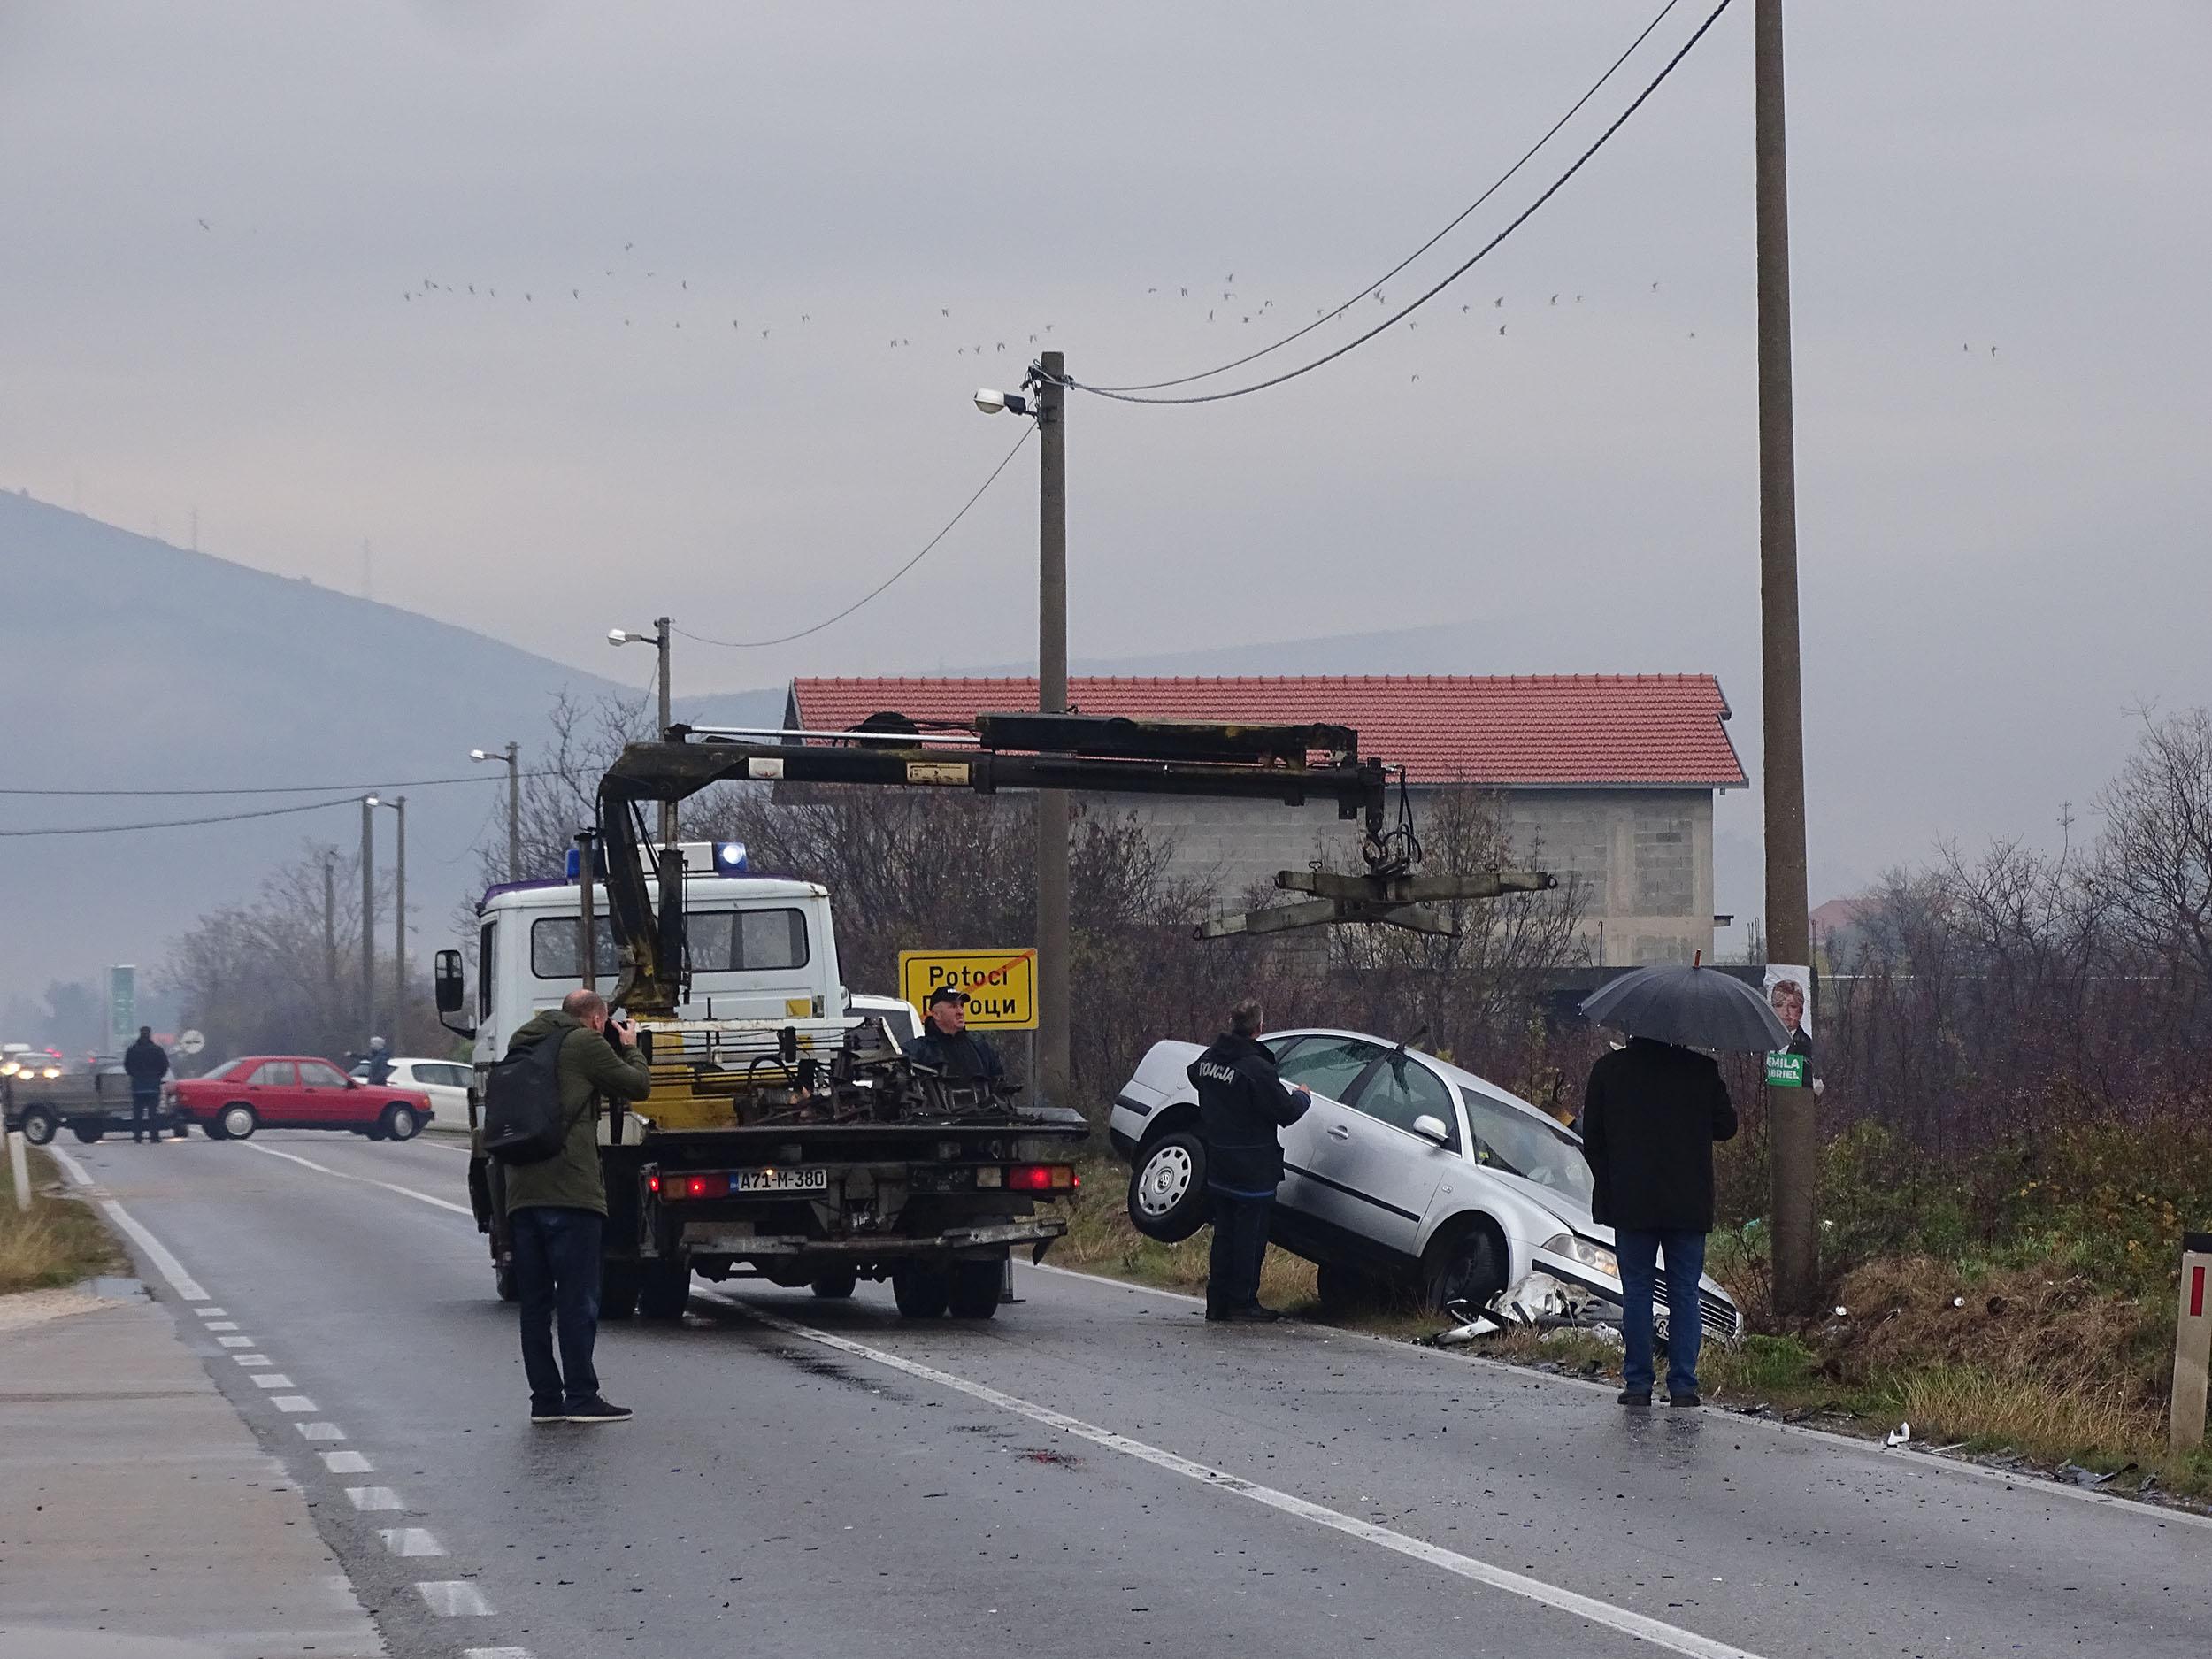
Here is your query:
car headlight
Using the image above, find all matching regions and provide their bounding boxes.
[0,1062,17,1076]
[1540,1232,1619,1279]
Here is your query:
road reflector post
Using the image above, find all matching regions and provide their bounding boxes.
[2172,1231,2212,1454]
[7,1127,28,1212]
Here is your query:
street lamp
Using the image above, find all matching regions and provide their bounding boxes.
[367,795,406,1043]
[610,618,674,848]
[471,742,522,880]
[975,359,1067,1109]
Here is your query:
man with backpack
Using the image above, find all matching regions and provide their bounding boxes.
[499,989,654,1425]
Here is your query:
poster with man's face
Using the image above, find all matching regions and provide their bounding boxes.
[1764,964,1812,1053]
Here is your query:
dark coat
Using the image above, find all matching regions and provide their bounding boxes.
[1188,1033,1310,1194]
[1578,1037,1738,1233]
[123,1035,169,1087]
[500,1009,653,1217]
[904,1025,1004,1082]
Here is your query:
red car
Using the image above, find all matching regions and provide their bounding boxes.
[175,1056,435,1142]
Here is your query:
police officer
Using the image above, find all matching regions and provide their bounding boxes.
[903,988,1005,1084]
[1187,998,1310,1322]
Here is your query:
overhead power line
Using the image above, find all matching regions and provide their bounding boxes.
[675,425,1036,649]
[1069,0,1734,408]
[0,794,367,838]
[1089,0,1687,396]
[0,770,550,799]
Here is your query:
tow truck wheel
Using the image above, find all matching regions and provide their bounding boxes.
[70,1123,104,1144]
[947,1260,1002,1320]
[18,1106,58,1146]
[637,1260,691,1321]
[1126,1130,1209,1243]
[810,1270,859,1300]
[891,1263,951,1318]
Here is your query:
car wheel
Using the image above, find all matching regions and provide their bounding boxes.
[1126,1130,1209,1243]
[810,1270,859,1300]
[946,1259,1002,1319]
[203,1118,228,1141]
[1422,1225,1506,1316]
[218,1103,258,1141]
[380,1104,419,1142]
[495,1261,519,1302]
[69,1123,104,1144]
[599,1262,639,1321]
[637,1259,691,1321]
[1315,1258,1387,1315]
[18,1106,58,1146]
[891,1262,951,1318]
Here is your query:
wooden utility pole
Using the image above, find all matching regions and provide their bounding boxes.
[1756,0,1817,1316]
[359,798,376,1044]
[1035,351,1071,1110]
[391,796,407,1038]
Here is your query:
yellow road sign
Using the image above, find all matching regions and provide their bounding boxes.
[898,947,1038,1030]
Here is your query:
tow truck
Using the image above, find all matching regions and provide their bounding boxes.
[434,710,1551,1321]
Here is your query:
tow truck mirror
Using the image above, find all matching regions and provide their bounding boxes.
[434,950,466,1015]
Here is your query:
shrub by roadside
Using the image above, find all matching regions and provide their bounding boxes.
[0,1148,125,1295]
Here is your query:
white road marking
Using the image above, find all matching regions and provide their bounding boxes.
[707,1290,1770,1659]
[251,1374,296,1389]
[273,1395,317,1412]
[203,1320,239,1331]
[195,1306,228,1317]
[45,1145,210,1300]
[415,1580,495,1617]
[217,1335,253,1348]
[380,1527,446,1556]
[463,1649,532,1659]
[322,1450,373,1474]
[297,1422,346,1441]
[234,1355,270,1366]
[346,1486,403,1511]
[242,1141,473,1216]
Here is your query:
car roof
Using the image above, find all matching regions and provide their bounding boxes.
[1263,1027,1578,1141]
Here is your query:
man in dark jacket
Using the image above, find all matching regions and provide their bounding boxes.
[1579,1037,1739,1408]
[1187,999,1310,1322]
[122,1027,168,1144]
[903,988,1004,1084]
[504,990,654,1425]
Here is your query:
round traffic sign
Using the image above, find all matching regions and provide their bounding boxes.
[176,1029,205,1056]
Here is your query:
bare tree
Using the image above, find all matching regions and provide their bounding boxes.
[2097,705,2212,987]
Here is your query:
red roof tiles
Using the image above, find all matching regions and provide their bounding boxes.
[787,675,1746,788]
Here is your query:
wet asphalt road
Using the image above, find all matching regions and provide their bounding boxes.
[57,1129,2211,1659]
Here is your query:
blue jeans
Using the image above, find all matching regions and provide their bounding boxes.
[511,1206,603,1409]
[1616,1228,1707,1396]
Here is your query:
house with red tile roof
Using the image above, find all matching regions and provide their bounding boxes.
[783,675,1747,966]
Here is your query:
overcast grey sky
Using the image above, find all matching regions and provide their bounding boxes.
[4,1,2208,899]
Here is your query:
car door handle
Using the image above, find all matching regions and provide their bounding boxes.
[1326,1124,1353,1140]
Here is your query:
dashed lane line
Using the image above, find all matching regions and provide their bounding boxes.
[380,1528,446,1556]
[251,1373,296,1389]
[298,1422,346,1441]
[346,1486,403,1511]
[322,1450,373,1474]
[273,1395,317,1412]
[416,1580,496,1617]
[45,1143,210,1300]
[241,1139,473,1216]
[699,1288,1770,1659]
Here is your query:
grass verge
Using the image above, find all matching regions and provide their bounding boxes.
[0,1146,126,1295]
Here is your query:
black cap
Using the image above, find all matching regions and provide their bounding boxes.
[926,987,969,1008]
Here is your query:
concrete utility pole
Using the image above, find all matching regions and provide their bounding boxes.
[1756,0,1817,1317]
[471,743,525,879]
[359,798,376,1042]
[391,796,407,1034]
[1036,350,1071,1110]
[323,854,338,1018]
[610,624,676,849]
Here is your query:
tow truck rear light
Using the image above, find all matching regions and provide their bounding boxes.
[1005,1164,1078,1194]
[649,1171,730,1201]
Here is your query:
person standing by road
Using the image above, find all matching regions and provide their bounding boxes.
[362,1036,393,1087]
[503,989,654,1425]
[1187,999,1310,1322]
[1578,1037,1738,1408]
[122,1026,168,1145]
[903,988,1005,1084]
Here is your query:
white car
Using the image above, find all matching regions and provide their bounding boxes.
[349,1056,474,1125]
[1109,1028,1743,1341]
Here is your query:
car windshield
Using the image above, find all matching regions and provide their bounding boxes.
[1460,1086,1595,1207]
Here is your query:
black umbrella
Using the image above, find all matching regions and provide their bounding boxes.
[1578,963,1791,1052]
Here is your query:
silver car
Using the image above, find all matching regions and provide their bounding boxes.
[1109,1027,1742,1340]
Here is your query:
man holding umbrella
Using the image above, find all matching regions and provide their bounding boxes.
[1578,961,1781,1409]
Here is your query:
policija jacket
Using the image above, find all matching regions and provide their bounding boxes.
[1187,1033,1310,1194]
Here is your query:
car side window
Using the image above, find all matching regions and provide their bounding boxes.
[299,1062,349,1088]
[431,1064,468,1087]
[1351,1054,1459,1147]
[1274,1037,1384,1102]
[247,1062,295,1088]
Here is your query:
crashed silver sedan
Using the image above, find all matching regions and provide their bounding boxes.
[1109,1026,1744,1343]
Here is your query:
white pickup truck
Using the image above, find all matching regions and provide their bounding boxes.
[445,845,1084,1321]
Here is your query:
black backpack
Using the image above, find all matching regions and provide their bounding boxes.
[481,1029,577,1165]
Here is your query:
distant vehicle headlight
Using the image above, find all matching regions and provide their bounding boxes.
[1541,1232,1620,1280]
[0,1061,17,1076]
[42,1066,61,1079]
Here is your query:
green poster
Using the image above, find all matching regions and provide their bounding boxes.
[1765,1051,1806,1088]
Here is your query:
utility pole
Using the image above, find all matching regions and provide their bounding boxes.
[359,798,376,1044]
[323,853,338,1027]
[392,795,407,1038]
[575,828,599,994]
[503,742,522,880]
[655,617,675,850]
[1756,0,1816,1317]
[1036,350,1071,1110]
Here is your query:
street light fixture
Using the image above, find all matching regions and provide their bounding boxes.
[471,742,522,880]
[609,618,675,848]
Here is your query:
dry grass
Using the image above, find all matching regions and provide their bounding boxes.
[1057,1161,1320,1307]
[0,1148,124,1295]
